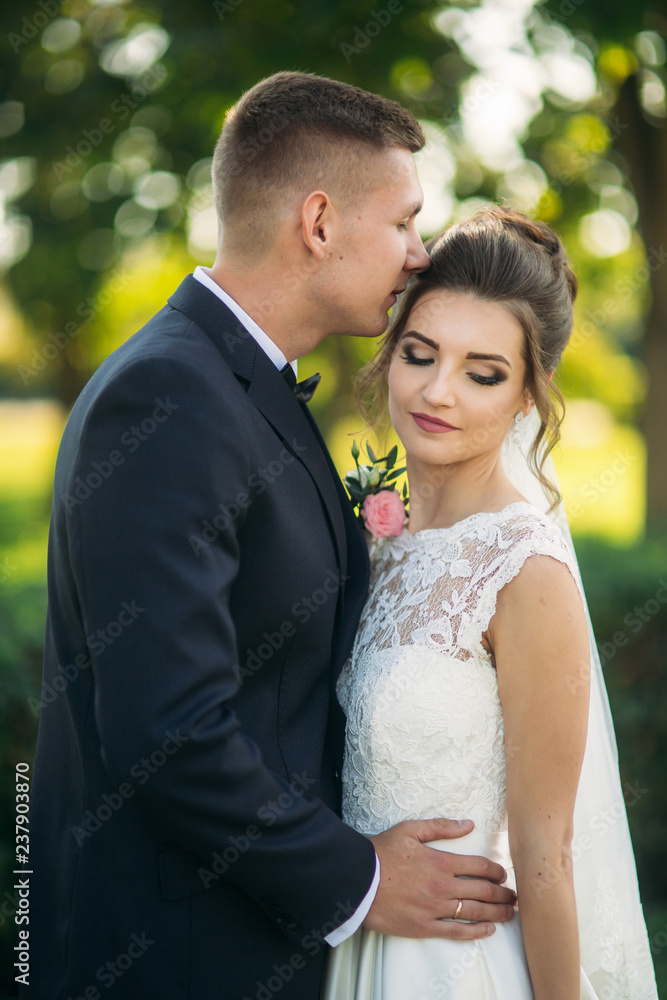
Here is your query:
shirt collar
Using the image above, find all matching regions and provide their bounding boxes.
[193,266,297,377]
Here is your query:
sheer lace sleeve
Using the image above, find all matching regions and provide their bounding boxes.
[458,505,586,661]
[336,502,587,839]
[346,502,584,672]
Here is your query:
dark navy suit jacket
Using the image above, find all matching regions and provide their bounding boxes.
[19,276,375,999]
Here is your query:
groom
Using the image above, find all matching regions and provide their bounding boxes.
[22,72,516,999]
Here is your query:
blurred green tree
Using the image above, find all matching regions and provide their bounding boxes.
[537,0,667,519]
[1,0,665,522]
[1,0,667,988]
[0,0,453,402]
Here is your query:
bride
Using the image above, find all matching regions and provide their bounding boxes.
[324,209,657,999]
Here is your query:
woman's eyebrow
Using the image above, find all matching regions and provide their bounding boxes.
[400,330,439,350]
[400,331,511,368]
[466,351,511,367]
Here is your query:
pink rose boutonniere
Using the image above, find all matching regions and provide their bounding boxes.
[361,491,408,538]
[344,440,408,538]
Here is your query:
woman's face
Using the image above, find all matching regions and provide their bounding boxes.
[387,289,534,471]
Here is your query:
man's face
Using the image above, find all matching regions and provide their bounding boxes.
[321,147,431,338]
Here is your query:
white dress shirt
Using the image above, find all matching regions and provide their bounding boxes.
[192,266,381,945]
[193,266,297,378]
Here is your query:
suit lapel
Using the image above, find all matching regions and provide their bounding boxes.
[168,276,348,575]
[247,355,348,578]
[299,401,371,674]
[298,403,369,589]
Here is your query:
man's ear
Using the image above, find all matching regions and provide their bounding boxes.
[301,191,332,260]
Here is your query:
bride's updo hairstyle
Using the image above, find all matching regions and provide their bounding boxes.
[357,207,578,510]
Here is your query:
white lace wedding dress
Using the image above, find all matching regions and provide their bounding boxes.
[323,500,657,1000]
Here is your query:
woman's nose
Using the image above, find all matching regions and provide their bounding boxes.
[422,371,456,409]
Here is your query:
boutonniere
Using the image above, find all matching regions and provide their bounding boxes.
[344,440,408,538]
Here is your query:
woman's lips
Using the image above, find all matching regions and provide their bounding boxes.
[410,412,459,433]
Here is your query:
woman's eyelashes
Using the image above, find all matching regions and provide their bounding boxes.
[400,346,507,385]
[399,346,432,366]
[468,372,506,386]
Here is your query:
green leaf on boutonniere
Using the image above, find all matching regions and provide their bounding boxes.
[345,439,410,518]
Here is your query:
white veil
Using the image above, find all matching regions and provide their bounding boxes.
[502,409,657,999]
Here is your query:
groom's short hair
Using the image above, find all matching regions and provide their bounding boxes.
[212,71,425,256]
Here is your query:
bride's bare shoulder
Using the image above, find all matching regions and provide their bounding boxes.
[490,551,588,656]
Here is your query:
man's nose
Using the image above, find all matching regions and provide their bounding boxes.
[408,234,431,274]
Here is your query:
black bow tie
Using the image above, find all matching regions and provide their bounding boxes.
[280,364,321,404]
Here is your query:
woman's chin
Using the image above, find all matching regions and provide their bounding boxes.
[404,445,450,471]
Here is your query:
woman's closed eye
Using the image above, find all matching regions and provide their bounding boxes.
[468,372,506,386]
[401,347,507,386]
[399,346,433,366]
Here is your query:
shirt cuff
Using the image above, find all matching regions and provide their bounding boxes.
[324,853,380,947]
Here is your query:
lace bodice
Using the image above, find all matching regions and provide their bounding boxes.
[337,502,582,838]
[333,494,658,999]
